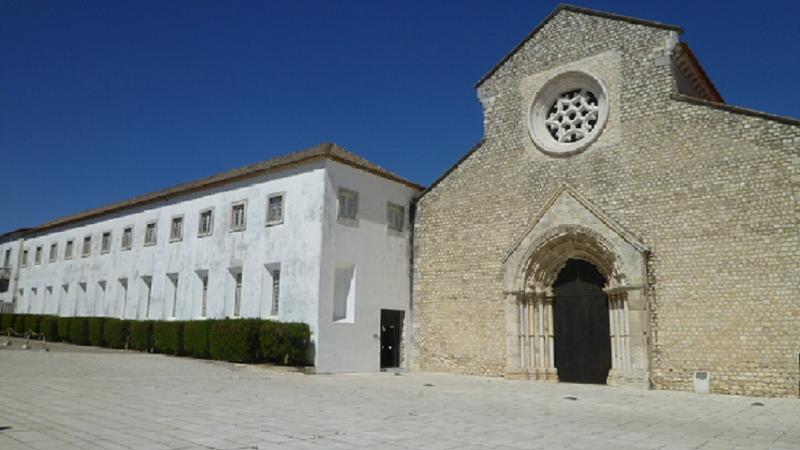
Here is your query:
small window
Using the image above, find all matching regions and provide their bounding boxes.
[333,264,356,323]
[170,216,184,241]
[337,188,359,221]
[35,246,43,265]
[144,222,157,246]
[232,270,243,317]
[230,202,246,231]
[82,235,92,257]
[121,227,133,250]
[101,232,112,254]
[21,249,28,267]
[3,249,10,267]
[49,243,58,262]
[387,203,405,232]
[199,272,209,317]
[266,193,285,225]
[65,240,74,259]
[198,209,214,237]
[271,268,280,316]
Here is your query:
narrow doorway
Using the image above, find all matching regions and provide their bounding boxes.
[380,309,403,369]
[553,259,612,384]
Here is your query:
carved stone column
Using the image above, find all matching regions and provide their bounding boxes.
[504,292,528,379]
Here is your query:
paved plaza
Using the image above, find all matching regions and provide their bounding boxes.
[0,338,798,450]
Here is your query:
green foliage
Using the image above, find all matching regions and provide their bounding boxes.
[24,314,42,334]
[0,313,14,332]
[103,319,129,349]
[13,314,26,333]
[88,317,106,346]
[57,317,72,342]
[129,320,153,352]
[260,320,311,365]
[209,319,261,363]
[0,313,311,368]
[153,321,184,355]
[39,316,60,342]
[69,317,90,345]
[183,320,211,359]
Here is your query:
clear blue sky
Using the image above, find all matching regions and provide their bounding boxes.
[2,1,798,233]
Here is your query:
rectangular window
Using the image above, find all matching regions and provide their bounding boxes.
[101,232,112,254]
[387,202,405,232]
[333,264,356,322]
[271,269,280,316]
[233,271,242,317]
[266,193,285,225]
[96,281,106,317]
[49,243,58,262]
[82,236,92,257]
[200,273,209,317]
[121,227,133,250]
[144,222,157,246]
[230,202,246,231]
[167,273,179,319]
[170,216,183,241]
[4,249,11,267]
[21,249,28,267]
[143,276,153,319]
[117,278,128,319]
[35,246,43,265]
[65,240,74,259]
[198,209,214,237]
[337,188,358,221]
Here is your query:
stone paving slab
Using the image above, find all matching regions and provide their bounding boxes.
[0,338,798,450]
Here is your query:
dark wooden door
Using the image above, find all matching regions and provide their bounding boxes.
[553,259,612,384]
[380,309,403,368]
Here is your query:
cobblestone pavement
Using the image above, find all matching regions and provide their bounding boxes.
[1,338,798,450]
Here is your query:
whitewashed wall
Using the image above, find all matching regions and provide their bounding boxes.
[11,161,326,341]
[3,157,419,373]
[316,160,418,372]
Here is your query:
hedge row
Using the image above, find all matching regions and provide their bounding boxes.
[0,313,311,365]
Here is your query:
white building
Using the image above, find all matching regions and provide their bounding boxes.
[0,143,422,372]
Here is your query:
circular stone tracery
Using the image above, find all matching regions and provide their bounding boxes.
[529,71,609,157]
[545,89,599,143]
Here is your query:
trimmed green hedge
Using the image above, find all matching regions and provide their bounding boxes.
[24,314,42,334]
[153,321,183,355]
[209,319,261,363]
[57,317,72,342]
[183,320,211,359]
[129,320,153,352]
[103,319,129,349]
[14,314,27,334]
[69,317,90,345]
[0,314,310,366]
[40,315,60,342]
[260,320,311,365]
[88,318,106,347]
[0,313,13,332]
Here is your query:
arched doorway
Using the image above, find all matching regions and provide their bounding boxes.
[552,259,612,384]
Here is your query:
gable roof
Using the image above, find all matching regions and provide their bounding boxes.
[28,142,423,234]
[475,4,683,88]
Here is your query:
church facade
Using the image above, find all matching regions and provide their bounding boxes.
[411,6,799,397]
[1,6,798,397]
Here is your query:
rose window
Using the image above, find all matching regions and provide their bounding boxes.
[528,71,609,157]
[544,89,599,143]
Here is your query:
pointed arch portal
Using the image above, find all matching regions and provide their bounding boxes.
[501,185,651,387]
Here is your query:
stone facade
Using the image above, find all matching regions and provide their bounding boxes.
[412,6,800,397]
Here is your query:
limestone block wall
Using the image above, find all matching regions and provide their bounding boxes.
[412,9,800,397]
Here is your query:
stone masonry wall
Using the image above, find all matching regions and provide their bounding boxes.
[412,9,800,397]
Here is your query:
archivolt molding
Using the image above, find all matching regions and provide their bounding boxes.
[518,224,626,294]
